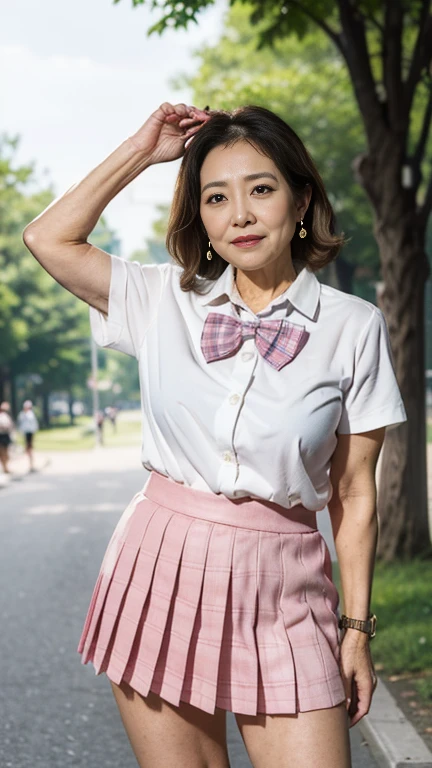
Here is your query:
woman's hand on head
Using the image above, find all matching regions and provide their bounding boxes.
[128,103,212,165]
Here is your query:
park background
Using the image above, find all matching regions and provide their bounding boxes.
[2,0,432,758]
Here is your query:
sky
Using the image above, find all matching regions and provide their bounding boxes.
[2,0,227,258]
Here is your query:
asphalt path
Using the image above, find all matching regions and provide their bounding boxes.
[0,462,378,767]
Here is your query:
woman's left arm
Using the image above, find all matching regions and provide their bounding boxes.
[328,427,386,728]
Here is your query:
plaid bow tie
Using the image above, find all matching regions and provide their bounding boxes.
[200,313,309,371]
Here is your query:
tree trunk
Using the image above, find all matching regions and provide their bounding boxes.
[42,391,50,429]
[68,391,75,426]
[357,147,431,558]
[376,235,430,559]
[0,365,12,405]
[10,375,18,418]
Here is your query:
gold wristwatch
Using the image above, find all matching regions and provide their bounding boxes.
[338,612,377,639]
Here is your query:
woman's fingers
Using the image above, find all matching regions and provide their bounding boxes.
[349,684,374,727]
[343,674,353,712]
[179,113,212,129]
[346,668,377,727]
[184,122,206,135]
[190,106,213,120]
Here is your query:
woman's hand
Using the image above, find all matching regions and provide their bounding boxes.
[128,102,212,165]
[339,630,378,728]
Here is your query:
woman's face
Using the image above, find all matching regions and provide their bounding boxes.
[199,140,308,271]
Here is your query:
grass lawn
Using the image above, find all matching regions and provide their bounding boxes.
[333,558,432,704]
[27,411,141,452]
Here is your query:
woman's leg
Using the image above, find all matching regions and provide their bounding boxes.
[235,702,351,768]
[25,434,34,471]
[0,445,10,473]
[110,681,231,768]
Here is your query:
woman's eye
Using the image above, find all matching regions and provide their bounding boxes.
[206,185,274,204]
[207,193,226,204]
[253,185,273,194]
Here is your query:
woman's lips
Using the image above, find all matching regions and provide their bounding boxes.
[231,237,264,248]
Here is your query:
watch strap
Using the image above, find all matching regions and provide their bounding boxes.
[338,613,377,639]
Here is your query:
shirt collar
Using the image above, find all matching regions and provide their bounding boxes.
[196,260,321,321]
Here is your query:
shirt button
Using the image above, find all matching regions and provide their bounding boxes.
[229,394,240,405]
[223,451,232,463]
[241,351,254,362]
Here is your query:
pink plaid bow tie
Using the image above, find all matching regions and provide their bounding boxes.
[200,313,309,371]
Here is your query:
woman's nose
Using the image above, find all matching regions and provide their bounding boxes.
[230,198,256,227]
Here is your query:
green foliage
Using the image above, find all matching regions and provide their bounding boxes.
[334,559,432,676]
[0,135,52,365]
[0,135,92,401]
[416,673,432,701]
[117,0,428,53]
[370,559,432,675]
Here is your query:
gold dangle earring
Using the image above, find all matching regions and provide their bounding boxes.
[299,219,307,239]
[206,240,213,260]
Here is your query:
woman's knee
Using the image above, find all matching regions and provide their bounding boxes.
[110,680,231,768]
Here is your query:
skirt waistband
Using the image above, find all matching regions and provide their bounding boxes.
[142,471,318,534]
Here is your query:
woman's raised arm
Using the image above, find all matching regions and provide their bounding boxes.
[22,103,211,315]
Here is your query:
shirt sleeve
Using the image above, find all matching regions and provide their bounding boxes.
[337,307,407,434]
[89,254,170,358]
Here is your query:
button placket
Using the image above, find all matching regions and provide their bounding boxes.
[215,335,257,495]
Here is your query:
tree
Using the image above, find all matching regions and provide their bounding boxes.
[117,0,432,560]
[0,135,93,423]
[173,6,380,298]
[0,135,52,395]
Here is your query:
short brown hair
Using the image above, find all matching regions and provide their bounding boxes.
[166,105,345,294]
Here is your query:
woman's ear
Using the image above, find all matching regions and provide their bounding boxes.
[297,184,313,219]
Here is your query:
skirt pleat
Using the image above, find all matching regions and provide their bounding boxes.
[215,528,260,714]
[78,491,149,661]
[78,472,346,716]
[174,523,235,713]
[118,512,195,692]
[255,532,297,713]
[101,503,178,683]
[278,532,344,711]
[149,519,213,708]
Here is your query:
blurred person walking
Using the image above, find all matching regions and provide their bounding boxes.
[17,400,39,473]
[0,401,14,474]
[96,409,105,445]
[105,405,118,432]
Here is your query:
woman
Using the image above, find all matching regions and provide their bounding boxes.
[17,399,39,472]
[0,401,14,475]
[23,102,407,768]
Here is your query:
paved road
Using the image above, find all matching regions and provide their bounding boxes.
[0,456,378,767]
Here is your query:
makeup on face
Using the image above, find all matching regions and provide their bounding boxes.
[199,141,299,267]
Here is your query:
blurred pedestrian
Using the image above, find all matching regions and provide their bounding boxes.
[96,409,105,445]
[0,401,14,474]
[105,405,118,432]
[17,400,39,473]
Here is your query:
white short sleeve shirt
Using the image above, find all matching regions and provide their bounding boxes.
[90,254,407,511]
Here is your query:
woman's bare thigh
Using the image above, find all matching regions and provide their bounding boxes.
[110,680,231,768]
[235,702,351,768]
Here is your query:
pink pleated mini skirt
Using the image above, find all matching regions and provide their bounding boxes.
[77,470,346,716]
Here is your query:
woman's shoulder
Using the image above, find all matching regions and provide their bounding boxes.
[320,281,381,325]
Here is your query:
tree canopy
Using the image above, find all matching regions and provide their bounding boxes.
[0,136,92,415]
[119,0,432,227]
